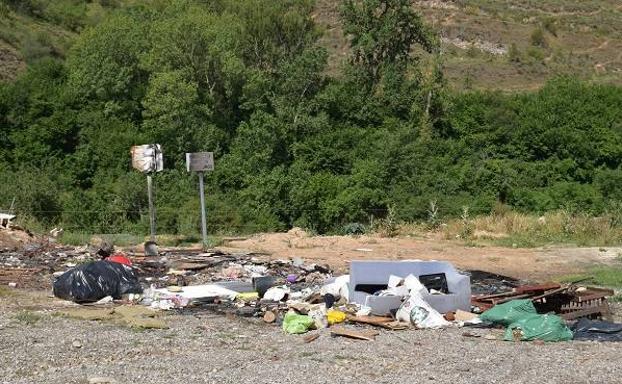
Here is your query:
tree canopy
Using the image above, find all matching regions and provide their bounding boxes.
[1,0,622,235]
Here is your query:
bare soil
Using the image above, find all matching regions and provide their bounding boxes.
[0,227,36,251]
[219,228,620,280]
[0,43,25,82]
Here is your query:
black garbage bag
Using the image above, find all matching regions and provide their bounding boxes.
[53,260,143,303]
[572,318,622,342]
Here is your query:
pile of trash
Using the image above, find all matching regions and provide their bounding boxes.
[44,251,622,343]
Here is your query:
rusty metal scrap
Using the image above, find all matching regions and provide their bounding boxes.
[472,282,613,320]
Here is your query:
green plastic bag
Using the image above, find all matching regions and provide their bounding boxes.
[480,299,537,326]
[283,312,314,334]
[504,313,573,342]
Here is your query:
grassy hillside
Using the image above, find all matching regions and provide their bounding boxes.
[316,0,622,90]
[1,0,621,90]
[0,0,123,81]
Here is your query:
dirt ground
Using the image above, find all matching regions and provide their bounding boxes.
[1,229,622,383]
[1,290,621,384]
[219,228,620,281]
[0,227,36,251]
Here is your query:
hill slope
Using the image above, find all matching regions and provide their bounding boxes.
[0,0,118,81]
[316,0,622,90]
[1,0,622,90]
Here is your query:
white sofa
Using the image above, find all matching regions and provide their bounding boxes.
[349,260,471,314]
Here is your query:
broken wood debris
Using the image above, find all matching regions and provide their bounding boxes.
[330,327,380,341]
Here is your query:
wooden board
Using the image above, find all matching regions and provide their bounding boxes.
[346,315,408,330]
[330,327,380,341]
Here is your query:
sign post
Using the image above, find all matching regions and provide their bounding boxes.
[147,174,156,242]
[186,152,214,250]
[198,172,207,247]
[131,144,163,256]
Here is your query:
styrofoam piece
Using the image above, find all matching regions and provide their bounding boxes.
[154,284,238,300]
[365,295,403,316]
[349,260,471,314]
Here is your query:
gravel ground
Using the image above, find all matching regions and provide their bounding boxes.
[1,301,622,384]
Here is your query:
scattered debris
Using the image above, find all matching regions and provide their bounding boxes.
[283,312,315,334]
[263,310,277,323]
[349,260,472,315]
[2,234,619,344]
[0,213,15,229]
[472,281,613,320]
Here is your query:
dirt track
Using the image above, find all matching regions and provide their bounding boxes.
[220,229,621,280]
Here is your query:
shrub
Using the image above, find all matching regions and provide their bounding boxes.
[530,27,547,48]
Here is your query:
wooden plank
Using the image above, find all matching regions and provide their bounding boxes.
[303,333,320,343]
[346,315,408,330]
[331,327,380,341]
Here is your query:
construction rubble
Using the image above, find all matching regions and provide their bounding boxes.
[1,235,621,343]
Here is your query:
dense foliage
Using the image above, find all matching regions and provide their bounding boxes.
[1,0,622,235]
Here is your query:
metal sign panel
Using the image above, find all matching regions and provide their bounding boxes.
[186,152,214,172]
[131,144,163,173]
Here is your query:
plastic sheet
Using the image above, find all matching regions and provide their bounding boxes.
[572,318,622,342]
[480,299,537,326]
[283,312,314,334]
[481,299,572,342]
[53,260,143,303]
[504,313,573,342]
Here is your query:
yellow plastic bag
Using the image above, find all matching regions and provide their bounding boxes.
[327,309,346,325]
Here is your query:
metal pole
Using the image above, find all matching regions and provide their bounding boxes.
[147,174,156,242]
[198,171,208,249]
[9,197,15,214]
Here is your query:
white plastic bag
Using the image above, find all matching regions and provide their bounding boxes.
[386,274,428,298]
[396,293,450,329]
[320,275,350,301]
[263,286,290,301]
[404,274,428,296]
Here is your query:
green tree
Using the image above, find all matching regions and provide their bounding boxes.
[340,0,437,85]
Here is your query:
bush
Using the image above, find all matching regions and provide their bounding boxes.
[530,27,547,48]
[508,43,521,63]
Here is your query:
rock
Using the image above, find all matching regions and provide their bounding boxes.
[72,340,82,349]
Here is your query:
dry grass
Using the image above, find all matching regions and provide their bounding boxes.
[314,0,622,91]
[397,210,622,247]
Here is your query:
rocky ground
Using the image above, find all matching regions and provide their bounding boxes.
[0,290,621,384]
